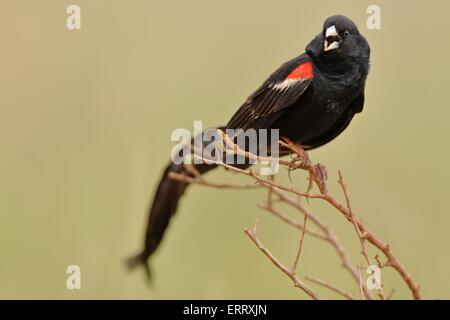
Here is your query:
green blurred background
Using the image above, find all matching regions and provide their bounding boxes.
[1,0,449,299]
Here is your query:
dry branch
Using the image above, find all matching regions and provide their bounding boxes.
[244,220,321,300]
[305,276,355,300]
[169,134,421,300]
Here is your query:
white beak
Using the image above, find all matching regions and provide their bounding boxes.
[324,25,340,51]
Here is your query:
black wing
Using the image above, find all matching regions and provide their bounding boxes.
[350,91,365,113]
[303,92,365,150]
[226,54,313,131]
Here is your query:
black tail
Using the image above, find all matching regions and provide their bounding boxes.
[127,159,216,278]
[127,126,275,279]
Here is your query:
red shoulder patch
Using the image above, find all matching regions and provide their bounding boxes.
[287,61,313,80]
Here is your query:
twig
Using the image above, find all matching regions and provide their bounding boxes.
[168,172,261,190]
[218,129,274,163]
[357,267,365,300]
[305,276,355,300]
[244,220,322,300]
[291,213,308,273]
[270,189,375,300]
[257,204,327,240]
[387,289,395,300]
[338,171,372,267]
[320,192,421,299]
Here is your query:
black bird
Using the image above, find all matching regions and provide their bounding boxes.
[128,15,371,278]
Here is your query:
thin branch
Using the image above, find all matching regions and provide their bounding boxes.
[338,171,372,267]
[305,276,355,300]
[270,189,375,300]
[257,204,327,240]
[218,129,274,163]
[168,172,261,190]
[291,213,308,273]
[357,267,365,300]
[387,289,395,300]
[320,192,421,299]
[244,221,322,300]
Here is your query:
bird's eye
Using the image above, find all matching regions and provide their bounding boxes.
[343,30,350,37]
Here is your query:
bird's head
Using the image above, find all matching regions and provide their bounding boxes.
[322,15,360,53]
[306,15,370,65]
